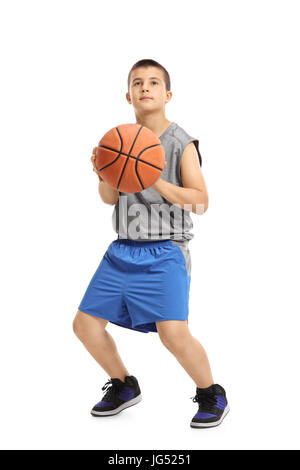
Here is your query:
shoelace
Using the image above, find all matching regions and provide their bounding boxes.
[101,379,124,401]
[190,392,217,412]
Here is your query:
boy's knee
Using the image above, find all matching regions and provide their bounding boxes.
[157,326,190,353]
[72,309,95,338]
[72,311,83,337]
[72,310,108,339]
[158,331,180,351]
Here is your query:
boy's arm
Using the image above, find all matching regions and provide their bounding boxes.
[151,142,208,215]
[98,178,119,205]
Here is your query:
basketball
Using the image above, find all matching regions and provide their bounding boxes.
[94,123,166,193]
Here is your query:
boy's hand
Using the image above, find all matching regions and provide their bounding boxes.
[91,146,104,182]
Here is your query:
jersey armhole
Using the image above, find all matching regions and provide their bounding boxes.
[178,138,203,185]
[191,139,202,167]
[177,137,202,186]
[180,139,202,168]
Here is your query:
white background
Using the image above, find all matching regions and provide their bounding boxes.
[0,0,299,451]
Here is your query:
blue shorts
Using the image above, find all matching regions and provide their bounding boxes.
[78,237,191,333]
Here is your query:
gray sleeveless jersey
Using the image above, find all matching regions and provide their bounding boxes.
[111,121,202,276]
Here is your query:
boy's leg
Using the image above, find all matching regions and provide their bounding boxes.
[73,310,130,382]
[156,320,214,388]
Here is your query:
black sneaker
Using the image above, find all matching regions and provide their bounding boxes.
[91,375,142,416]
[190,383,230,428]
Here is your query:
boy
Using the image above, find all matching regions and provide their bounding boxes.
[73,59,229,428]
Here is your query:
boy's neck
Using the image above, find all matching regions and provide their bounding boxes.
[135,114,173,139]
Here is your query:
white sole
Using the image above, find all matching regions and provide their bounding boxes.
[91,394,142,416]
[190,404,230,428]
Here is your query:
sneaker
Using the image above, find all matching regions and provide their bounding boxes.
[91,375,142,416]
[190,383,230,428]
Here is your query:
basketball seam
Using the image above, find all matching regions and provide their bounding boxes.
[98,146,163,171]
[116,125,143,190]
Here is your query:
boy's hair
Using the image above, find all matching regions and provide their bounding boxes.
[127,59,171,92]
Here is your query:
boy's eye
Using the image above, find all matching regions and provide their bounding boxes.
[133,81,158,85]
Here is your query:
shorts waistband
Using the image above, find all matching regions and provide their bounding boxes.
[116,236,172,248]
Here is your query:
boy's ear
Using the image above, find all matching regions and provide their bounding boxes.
[165,91,172,103]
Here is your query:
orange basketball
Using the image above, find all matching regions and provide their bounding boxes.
[94,123,166,193]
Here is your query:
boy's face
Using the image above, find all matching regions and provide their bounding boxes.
[126,66,172,113]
